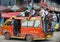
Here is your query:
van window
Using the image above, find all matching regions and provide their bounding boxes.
[28,20,34,27]
[5,21,12,25]
[22,20,28,26]
[22,20,34,27]
[34,20,40,27]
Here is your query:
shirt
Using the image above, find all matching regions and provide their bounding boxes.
[30,9,35,15]
[45,10,48,15]
[40,9,45,20]
[53,14,57,22]
[19,12,25,16]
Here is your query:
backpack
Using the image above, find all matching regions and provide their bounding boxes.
[44,12,49,23]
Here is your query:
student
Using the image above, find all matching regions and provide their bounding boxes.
[31,7,36,15]
[45,8,49,15]
[25,8,30,17]
[11,17,21,36]
[33,10,40,17]
[40,7,46,21]
[11,17,15,24]
[28,7,36,18]
[44,8,49,32]
[44,13,49,32]
[59,14,60,27]
[14,20,21,36]
[39,7,46,32]
[52,12,57,31]
[49,11,54,31]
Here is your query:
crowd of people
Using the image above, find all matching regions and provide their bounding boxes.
[17,6,60,32]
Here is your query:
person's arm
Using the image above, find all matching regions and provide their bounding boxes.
[29,12,33,19]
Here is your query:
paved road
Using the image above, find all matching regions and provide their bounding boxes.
[0,32,60,42]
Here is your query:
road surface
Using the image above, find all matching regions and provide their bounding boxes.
[0,32,60,42]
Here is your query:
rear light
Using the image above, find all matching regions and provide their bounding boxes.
[47,34,51,38]
[46,32,52,38]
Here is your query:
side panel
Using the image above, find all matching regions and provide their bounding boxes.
[2,25,14,36]
[20,27,45,39]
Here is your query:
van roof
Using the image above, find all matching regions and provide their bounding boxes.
[4,16,42,25]
[9,16,42,21]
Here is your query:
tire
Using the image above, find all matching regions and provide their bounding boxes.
[4,32,11,40]
[25,35,33,42]
[58,27,60,31]
[56,27,60,31]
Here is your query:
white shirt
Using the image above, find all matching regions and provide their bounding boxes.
[19,12,25,16]
[40,9,45,20]
[53,14,57,22]
[31,10,35,15]
[26,10,30,12]
[45,10,48,15]
[32,10,35,15]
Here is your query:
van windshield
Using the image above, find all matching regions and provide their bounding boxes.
[5,21,12,25]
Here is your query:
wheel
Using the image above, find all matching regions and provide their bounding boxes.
[58,27,60,31]
[4,32,11,40]
[56,27,60,31]
[26,35,33,42]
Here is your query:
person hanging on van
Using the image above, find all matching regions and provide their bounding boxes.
[14,19,21,36]
[11,17,15,24]
[11,17,21,36]
[44,13,49,32]
[25,8,30,17]
[58,14,60,28]
[49,11,54,32]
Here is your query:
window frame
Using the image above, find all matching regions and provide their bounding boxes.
[21,20,28,27]
[33,19,40,28]
[4,21,12,25]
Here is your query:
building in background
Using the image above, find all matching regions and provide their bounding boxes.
[45,0,60,8]
[0,0,43,6]
[0,0,16,6]
[0,0,60,8]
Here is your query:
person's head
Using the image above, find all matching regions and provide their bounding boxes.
[35,10,38,13]
[12,16,15,20]
[49,10,54,16]
[40,6,44,10]
[53,11,55,13]
[32,7,34,10]
[26,8,28,10]
[45,8,49,11]
[39,8,41,11]
[12,17,15,20]
[49,10,53,14]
